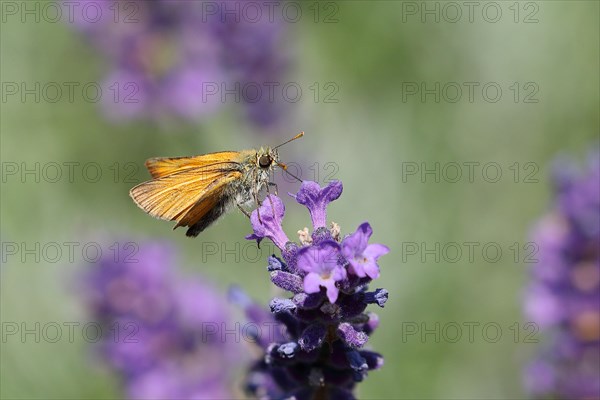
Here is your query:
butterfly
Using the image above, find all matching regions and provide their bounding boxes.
[129,132,303,237]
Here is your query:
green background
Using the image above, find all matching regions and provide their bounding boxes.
[1,1,599,399]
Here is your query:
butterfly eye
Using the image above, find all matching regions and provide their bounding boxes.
[259,155,272,168]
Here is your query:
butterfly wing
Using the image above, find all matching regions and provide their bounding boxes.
[145,152,243,179]
[174,174,240,237]
[130,160,243,235]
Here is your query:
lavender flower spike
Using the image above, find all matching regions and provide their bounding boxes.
[82,241,234,399]
[68,1,290,127]
[291,180,343,229]
[524,150,600,399]
[242,181,388,399]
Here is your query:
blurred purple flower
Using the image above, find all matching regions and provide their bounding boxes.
[242,181,388,399]
[525,151,600,399]
[83,241,234,399]
[69,1,289,127]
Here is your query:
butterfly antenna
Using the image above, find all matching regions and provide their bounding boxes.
[277,162,303,183]
[273,131,304,150]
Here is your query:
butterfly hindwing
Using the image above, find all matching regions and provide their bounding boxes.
[173,173,240,231]
[129,165,242,225]
[176,178,239,237]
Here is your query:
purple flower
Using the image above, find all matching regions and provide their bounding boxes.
[298,241,346,303]
[128,363,232,400]
[82,241,234,399]
[69,1,290,127]
[243,181,389,399]
[209,9,290,129]
[342,222,390,280]
[524,150,600,399]
[291,180,343,228]
[245,194,289,249]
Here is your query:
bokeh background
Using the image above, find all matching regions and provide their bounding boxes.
[1,1,599,399]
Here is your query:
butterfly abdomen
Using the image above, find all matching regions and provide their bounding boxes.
[185,193,235,237]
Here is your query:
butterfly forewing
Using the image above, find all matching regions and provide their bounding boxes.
[130,154,246,225]
[145,152,243,179]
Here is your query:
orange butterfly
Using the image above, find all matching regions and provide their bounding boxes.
[129,132,303,237]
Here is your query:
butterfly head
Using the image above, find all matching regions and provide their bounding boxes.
[257,147,279,170]
[256,132,304,182]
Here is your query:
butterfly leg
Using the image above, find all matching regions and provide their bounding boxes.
[265,183,277,218]
[255,197,263,224]
[236,203,251,219]
[268,182,279,195]
[253,169,263,224]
